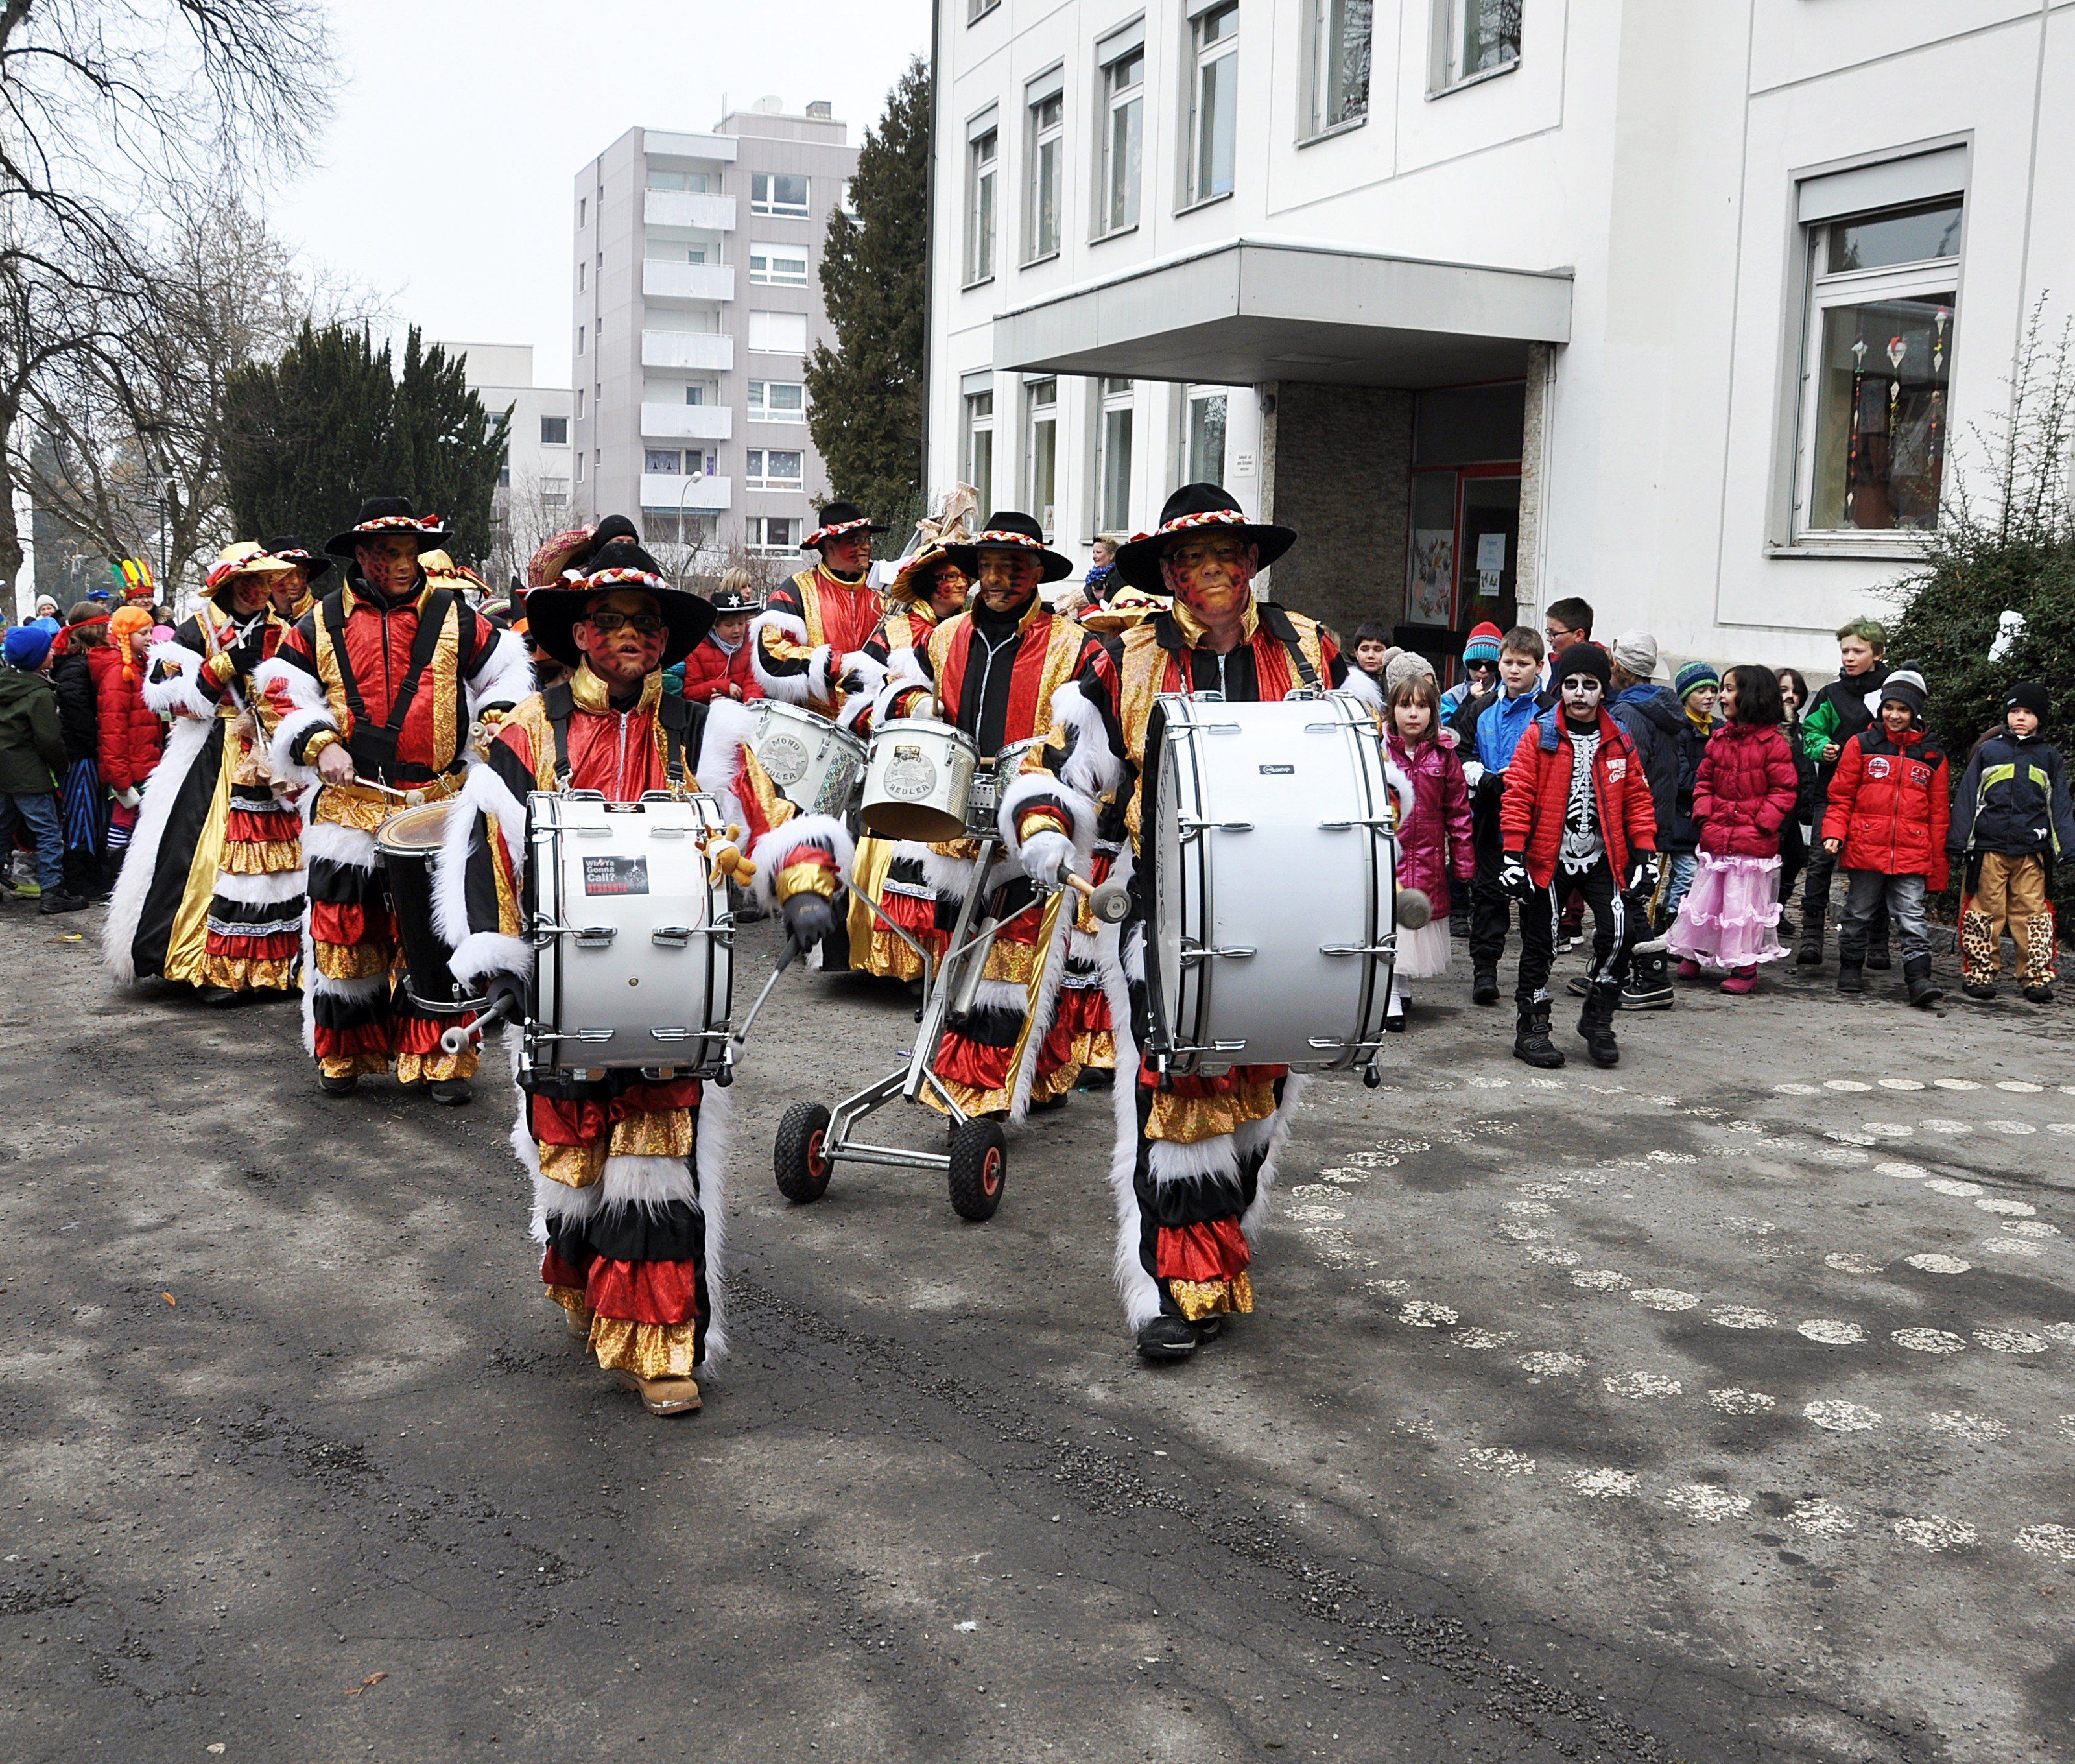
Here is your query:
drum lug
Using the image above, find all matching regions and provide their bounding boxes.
[651,925,695,948]
[1178,816,1253,837]
[574,926,617,948]
[1181,941,1256,962]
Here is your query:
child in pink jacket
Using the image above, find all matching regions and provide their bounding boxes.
[1384,667,1474,1030]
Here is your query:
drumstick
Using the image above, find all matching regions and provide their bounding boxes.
[1063,871,1131,924]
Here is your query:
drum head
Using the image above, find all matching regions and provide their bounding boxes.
[377,800,456,853]
[1145,702,1189,1053]
[863,800,968,842]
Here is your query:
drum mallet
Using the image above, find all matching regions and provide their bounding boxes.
[1395,887,1433,929]
[1063,870,1131,924]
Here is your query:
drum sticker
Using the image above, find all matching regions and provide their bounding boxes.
[1259,764,1294,774]
[582,855,650,896]
[759,733,810,787]
[883,745,939,801]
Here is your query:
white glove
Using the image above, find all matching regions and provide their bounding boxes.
[113,786,141,809]
[1021,829,1076,887]
[1462,761,1486,790]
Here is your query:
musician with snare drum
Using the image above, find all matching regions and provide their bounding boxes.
[1002,484,1403,1364]
[431,541,851,1418]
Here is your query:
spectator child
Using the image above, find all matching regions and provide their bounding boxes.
[52,604,107,898]
[1382,671,1474,1031]
[1604,632,1683,1009]
[1461,625,1547,1005]
[1775,667,1814,929]
[1949,681,2072,1003]
[1351,622,1395,689]
[672,574,763,704]
[1796,619,1890,965]
[1441,621,1503,720]
[1666,665,1800,993]
[0,625,87,912]
[89,605,165,858]
[1664,661,1721,923]
[1821,669,1947,1007]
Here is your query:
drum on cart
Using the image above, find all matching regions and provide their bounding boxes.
[377,800,480,1014]
[859,717,980,842]
[749,701,868,817]
[1144,691,1399,1080]
[525,790,735,1082]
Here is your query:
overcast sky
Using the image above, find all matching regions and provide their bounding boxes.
[267,0,931,390]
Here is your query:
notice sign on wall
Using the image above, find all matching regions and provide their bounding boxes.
[1476,531,1506,600]
[1409,529,1454,626]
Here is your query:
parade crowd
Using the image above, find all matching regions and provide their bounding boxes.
[1,488,2067,1411]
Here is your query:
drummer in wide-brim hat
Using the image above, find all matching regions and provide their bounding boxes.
[522,541,716,673]
[263,536,331,622]
[205,541,301,618]
[886,539,974,623]
[940,510,1075,591]
[324,495,452,606]
[1111,483,1296,595]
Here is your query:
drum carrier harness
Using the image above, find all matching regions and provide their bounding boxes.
[537,680,704,793]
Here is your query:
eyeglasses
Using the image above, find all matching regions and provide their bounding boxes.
[586,610,664,636]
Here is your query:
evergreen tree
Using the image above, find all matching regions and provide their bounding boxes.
[390,328,509,564]
[805,56,930,534]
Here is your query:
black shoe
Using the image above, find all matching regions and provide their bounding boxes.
[1512,1004,1565,1069]
[36,889,90,915]
[1075,1067,1117,1092]
[1135,1316,1200,1361]
[1961,981,1997,1001]
[1903,955,1942,1008]
[1565,974,1591,999]
[1836,959,1865,995]
[1193,1314,1225,1342]
[1867,946,1891,971]
[1384,1002,1407,1032]
[1795,935,1823,967]
[1472,966,1500,1005]
[2023,984,2055,1005]
[197,985,241,1007]
[1618,982,1672,1010]
[318,1072,359,1097]
[1777,912,1797,938]
[429,1077,473,1106]
[1577,985,1621,1068]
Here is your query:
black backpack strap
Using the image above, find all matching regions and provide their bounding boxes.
[541,681,575,788]
[658,691,703,788]
[1257,602,1320,691]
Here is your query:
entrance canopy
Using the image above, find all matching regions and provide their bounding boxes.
[993,235,1572,389]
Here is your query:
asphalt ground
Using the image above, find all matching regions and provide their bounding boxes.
[4,896,2072,1764]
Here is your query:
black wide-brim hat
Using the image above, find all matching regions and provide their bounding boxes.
[265,538,335,582]
[1114,483,1296,592]
[523,541,715,669]
[324,496,451,559]
[802,500,888,549]
[942,509,1074,586]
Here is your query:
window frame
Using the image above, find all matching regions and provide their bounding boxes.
[963,385,995,513]
[965,117,999,287]
[540,414,568,446]
[748,241,811,287]
[1096,36,1145,240]
[1093,377,1135,536]
[1303,0,1373,140]
[1429,0,1521,97]
[746,515,801,555]
[1023,375,1059,541]
[1184,2,1240,211]
[750,171,811,217]
[748,379,807,423]
[1182,384,1232,486]
[744,447,805,492]
[645,447,685,475]
[1025,78,1065,265]
[747,309,810,355]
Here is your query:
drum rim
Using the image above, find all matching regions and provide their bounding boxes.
[375,798,457,853]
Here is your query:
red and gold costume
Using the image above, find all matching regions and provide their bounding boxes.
[751,558,885,731]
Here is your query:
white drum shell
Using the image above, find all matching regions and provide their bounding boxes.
[529,792,733,1075]
[1150,693,1396,1073]
[860,717,981,842]
[749,701,868,816]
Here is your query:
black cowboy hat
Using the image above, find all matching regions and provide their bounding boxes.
[801,499,888,549]
[264,537,335,582]
[942,509,1074,586]
[523,541,715,670]
[709,583,761,614]
[324,496,451,559]
[1114,484,1296,592]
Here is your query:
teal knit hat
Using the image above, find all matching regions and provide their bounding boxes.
[1674,660,1720,702]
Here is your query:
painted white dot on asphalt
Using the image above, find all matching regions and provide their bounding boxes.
[1499,1224,1552,1243]
[1879,1078,1927,1090]
[1465,1075,1512,1088]
[1904,1254,1972,1274]
[1984,1120,2039,1136]
[1454,1329,1517,1350]
[1860,1122,1914,1139]
[2048,1124,2075,1138]
[1775,1082,1820,1095]
[1893,1328,1968,1354]
[1458,1447,1535,1475]
[1528,1077,1564,1091]
[2015,1525,2075,1562]
[1523,1246,1581,1267]
[1927,1178,1986,1197]
[1927,1411,2011,1442]
[1288,1203,1346,1222]
[1571,1270,1630,1292]
[2043,1324,2075,1347]
[1799,1319,1868,1344]
[1365,1279,1411,1298]
[1788,1498,1856,1538]
[1826,1130,1878,1146]
[1515,1182,1571,1200]
[2061,1416,2075,1441]
[1812,1147,1872,1165]
[1877,1161,1929,1179]
[1632,1289,1700,1312]
[1893,1516,1978,1551]
[1921,1119,1974,1135]
[1399,1300,1458,1328]
[1604,1371,1682,1399]
[2006,1220,2062,1237]
[1505,1199,1556,1217]
[1665,1484,1750,1522]
[1709,1389,1775,1414]
[1519,1351,1588,1376]
[1934,1078,1982,1091]
[1824,1254,1886,1275]
[1569,1468,1638,1498]
[1982,1239,2045,1258]
[1646,1150,1698,1164]
[1711,1306,1777,1329]
[1976,1198,2037,1217]
[1318,1170,1371,1186]
[1996,1080,2045,1093]
[1805,1400,1882,1433]
[1975,1328,2050,1354]
[1825,1079,1873,1092]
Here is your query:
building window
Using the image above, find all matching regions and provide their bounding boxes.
[748,310,809,354]
[967,0,999,20]
[1025,377,1058,538]
[648,167,713,193]
[542,478,569,506]
[685,383,706,405]
[577,261,586,292]
[1432,0,1520,91]
[1796,197,1961,538]
[746,516,801,553]
[1098,42,1144,237]
[748,379,806,422]
[1094,378,1134,533]
[646,448,685,474]
[576,325,586,357]
[1307,0,1372,135]
[750,172,809,216]
[497,464,510,489]
[576,388,586,419]
[1185,386,1229,484]
[750,243,810,287]
[575,453,584,482]
[964,387,995,512]
[578,197,587,228]
[1188,4,1239,207]
[541,414,568,446]
[745,448,805,490]
[1026,80,1063,262]
[965,119,997,284]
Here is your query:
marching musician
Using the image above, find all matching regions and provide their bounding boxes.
[751,499,888,732]
[431,540,849,1417]
[262,538,330,624]
[1000,484,1384,1362]
[254,497,534,1104]
[877,510,1117,1122]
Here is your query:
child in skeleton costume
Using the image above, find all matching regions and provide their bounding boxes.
[750,500,888,733]
[876,511,1120,1121]
[433,543,848,1417]
[104,543,310,1003]
[1001,485,1389,1361]
[254,497,534,1103]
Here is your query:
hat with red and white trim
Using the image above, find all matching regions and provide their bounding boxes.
[323,496,451,559]
[523,540,715,669]
[801,499,888,551]
[1114,483,1296,591]
[942,509,1074,586]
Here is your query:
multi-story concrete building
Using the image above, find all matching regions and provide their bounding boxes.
[436,341,575,586]
[926,0,2072,673]
[572,101,858,570]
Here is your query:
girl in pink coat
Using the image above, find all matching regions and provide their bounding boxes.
[1384,669,1475,1030]
[1666,664,1803,993]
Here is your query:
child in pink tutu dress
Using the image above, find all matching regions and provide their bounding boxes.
[1667,664,1801,993]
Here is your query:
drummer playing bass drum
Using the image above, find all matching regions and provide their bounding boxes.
[876,510,1118,1123]
[431,540,851,1418]
[1001,484,1384,1363]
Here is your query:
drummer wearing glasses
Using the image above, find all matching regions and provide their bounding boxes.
[1002,484,1382,1363]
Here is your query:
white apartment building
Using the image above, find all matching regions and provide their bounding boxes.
[438,340,575,586]
[572,102,859,568]
[927,0,2074,673]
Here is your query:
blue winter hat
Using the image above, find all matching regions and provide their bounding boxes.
[4,625,53,670]
[1674,660,1720,702]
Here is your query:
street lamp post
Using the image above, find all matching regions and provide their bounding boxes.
[674,468,706,588]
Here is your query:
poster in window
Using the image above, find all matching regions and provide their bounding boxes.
[1409,529,1454,626]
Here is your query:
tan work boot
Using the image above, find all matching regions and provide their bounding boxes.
[616,1370,702,1416]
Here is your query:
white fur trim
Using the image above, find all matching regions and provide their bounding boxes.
[467,628,534,718]
[301,817,379,870]
[209,868,307,906]
[1381,756,1417,835]
[966,976,1031,1014]
[267,706,336,787]
[1339,668,1384,712]
[807,643,836,704]
[252,657,333,783]
[142,641,214,721]
[748,811,855,909]
[999,768,1097,862]
[1121,920,1146,984]
[449,931,532,992]
[750,611,814,705]
[1049,680,1124,802]
[1100,924,1161,1331]
[302,953,389,1059]
[1239,1075,1310,1243]
[909,840,980,900]
[1148,1133,1242,1186]
[102,713,215,981]
[835,685,877,735]
[692,695,755,836]
[694,1073,732,1364]
[599,1153,700,1213]
[873,645,932,726]
[432,759,528,953]
[1007,885,1076,1125]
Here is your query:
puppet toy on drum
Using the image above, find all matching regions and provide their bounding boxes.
[429,540,851,1417]
[1001,484,1415,1363]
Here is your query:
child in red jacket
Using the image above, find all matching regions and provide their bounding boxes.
[1820,669,1949,1007]
[1499,643,1660,1068]
[89,606,165,856]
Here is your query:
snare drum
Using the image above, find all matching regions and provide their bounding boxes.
[962,735,1046,839]
[527,791,734,1079]
[1145,693,1397,1075]
[860,718,980,842]
[750,701,868,816]
[377,801,479,1014]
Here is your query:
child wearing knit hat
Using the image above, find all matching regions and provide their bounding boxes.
[1441,621,1504,722]
[1663,662,1722,944]
[1949,682,2072,1003]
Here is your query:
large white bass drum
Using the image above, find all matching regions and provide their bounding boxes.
[526,791,734,1080]
[860,717,980,842]
[749,700,868,817]
[1146,692,1398,1078]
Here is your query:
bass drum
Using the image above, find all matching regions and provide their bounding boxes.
[749,700,868,817]
[860,717,980,843]
[377,800,479,1014]
[1146,692,1397,1076]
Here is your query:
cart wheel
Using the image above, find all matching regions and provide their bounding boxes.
[947,1117,1008,1222]
[774,1101,835,1204]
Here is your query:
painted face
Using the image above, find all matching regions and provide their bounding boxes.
[976,550,1041,613]
[270,567,309,616]
[1354,639,1391,674]
[228,575,273,618]
[1392,696,1432,743]
[1159,534,1257,623]
[820,531,872,577]
[2007,706,2041,738]
[1880,700,1915,735]
[1497,649,1539,694]
[710,612,751,646]
[355,534,421,598]
[575,588,667,685]
[926,562,971,617]
[1837,634,1879,676]
[1776,671,1801,714]
[1559,674,1604,718]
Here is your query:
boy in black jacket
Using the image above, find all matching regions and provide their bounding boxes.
[1951,682,2074,1003]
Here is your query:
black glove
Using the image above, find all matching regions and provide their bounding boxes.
[835,665,864,695]
[1499,852,1532,899]
[1625,852,1661,895]
[780,890,836,950]
[484,973,528,1027]
[223,619,267,678]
